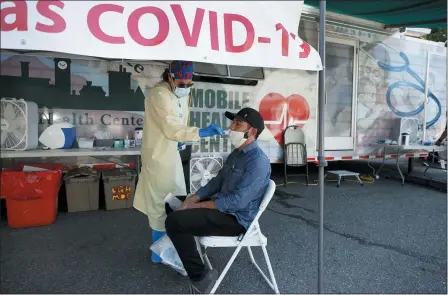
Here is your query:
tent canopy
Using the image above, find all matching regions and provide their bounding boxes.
[305,0,447,28]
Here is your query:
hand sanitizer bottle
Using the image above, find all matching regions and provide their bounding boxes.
[124,135,130,148]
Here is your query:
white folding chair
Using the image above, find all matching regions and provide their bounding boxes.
[193,180,279,294]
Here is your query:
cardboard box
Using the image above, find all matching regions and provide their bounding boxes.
[102,167,137,210]
[64,167,100,213]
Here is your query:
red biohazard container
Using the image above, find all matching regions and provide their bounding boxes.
[0,165,63,228]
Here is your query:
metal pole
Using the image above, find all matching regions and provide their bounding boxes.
[317,1,327,293]
[423,50,430,142]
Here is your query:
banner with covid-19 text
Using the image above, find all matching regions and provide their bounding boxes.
[0,1,322,71]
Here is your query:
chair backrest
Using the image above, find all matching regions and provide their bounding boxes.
[285,143,307,166]
[283,126,307,166]
[258,179,276,213]
[244,180,276,236]
[284,125,305,145]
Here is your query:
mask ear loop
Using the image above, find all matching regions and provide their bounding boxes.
[244,127,257,139]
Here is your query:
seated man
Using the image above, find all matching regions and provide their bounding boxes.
[165,107,271,294]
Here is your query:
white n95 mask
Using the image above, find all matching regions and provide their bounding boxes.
[228,130,247,148]
[174,87,190,98]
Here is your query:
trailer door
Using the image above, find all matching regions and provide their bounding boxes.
[322,36,358,151]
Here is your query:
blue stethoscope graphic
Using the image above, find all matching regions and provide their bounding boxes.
[361,44,442,128]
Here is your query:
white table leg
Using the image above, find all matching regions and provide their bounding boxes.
[375,146,387,177]
[395,147,405,186]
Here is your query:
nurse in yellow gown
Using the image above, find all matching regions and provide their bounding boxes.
[133,60,224,262]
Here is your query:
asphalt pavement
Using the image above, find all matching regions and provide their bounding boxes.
[337,158,447,190]
[1,167,446,294]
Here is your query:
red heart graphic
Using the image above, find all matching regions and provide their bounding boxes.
[259,93,310,146]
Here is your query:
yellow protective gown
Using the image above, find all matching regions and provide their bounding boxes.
[133,81,201,231]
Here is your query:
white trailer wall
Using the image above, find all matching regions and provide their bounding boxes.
[298,15,447,158]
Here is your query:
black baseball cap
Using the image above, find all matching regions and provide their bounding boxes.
[225,107,265,136]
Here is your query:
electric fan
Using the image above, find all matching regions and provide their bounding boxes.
[391,117,420,145]
[399,117,420,145]
[0,98,39,151]
[189,156,223,193]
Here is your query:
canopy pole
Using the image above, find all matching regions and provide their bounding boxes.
[317,1,327,294]
[423,50,430,142]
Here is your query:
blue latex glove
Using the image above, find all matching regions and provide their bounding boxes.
[199,124,225,138]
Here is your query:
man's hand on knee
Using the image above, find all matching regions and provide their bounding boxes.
[179,194,200,210]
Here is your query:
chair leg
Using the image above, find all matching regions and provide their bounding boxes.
[209,245,243,294]
[195,237,213,270]
[284,163,287,187]
[247,247,277,292]
[305,163,309,186]
[189,283,195,294]
[194,237,205,264]
[203,250,213,270]
[261,245,280,294]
